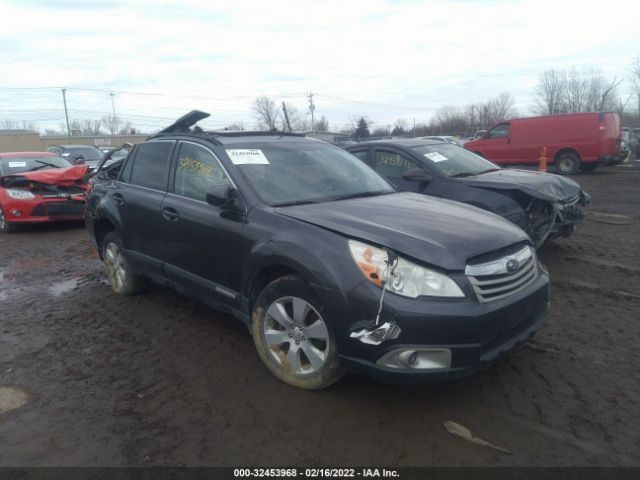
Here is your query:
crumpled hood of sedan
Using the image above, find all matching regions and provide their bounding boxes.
[460,169,582,202]
[0,164,89,188]
[276,192,529,271]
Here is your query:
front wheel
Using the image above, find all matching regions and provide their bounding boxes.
[102,231,149,295]
[0,206,16,233]
[556,152,580,175]
[251,275,344,389]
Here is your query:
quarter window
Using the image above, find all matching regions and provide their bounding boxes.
[373,150,417,178]
[128,142,173,190]
[174,143,230,202]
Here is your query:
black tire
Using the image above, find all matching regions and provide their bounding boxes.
[0,205,16,233]
[580,163,598,173]
[251,275,344,389]
[101,231,149,295]
[555,151,580,175]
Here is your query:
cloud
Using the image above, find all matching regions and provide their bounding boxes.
[0,0,635,131]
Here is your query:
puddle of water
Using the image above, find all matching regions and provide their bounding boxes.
[0,386,29,414]
[49,278,80,296]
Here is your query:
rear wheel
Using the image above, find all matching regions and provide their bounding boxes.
[0,206,16,233]
[555,151,580,175]
[102,231,148,295]
[251,275,344,389]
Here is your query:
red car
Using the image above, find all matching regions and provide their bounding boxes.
[464,112,624,175]
[0,152,89,233]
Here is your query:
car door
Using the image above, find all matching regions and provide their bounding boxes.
[477,123,512,164]
[111,140,175,275]
[371,148,422,192]
[158,140,246,308]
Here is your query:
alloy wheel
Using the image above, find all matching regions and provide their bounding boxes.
[263,296,330,375]
[0,207,6,230]
[104,242,127,292]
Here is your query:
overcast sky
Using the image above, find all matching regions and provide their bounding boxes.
[0,0,637,132]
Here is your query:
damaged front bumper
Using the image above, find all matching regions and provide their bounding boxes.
[315,269,549,383]
[550,190,590,238]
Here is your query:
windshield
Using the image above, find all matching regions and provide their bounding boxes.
[228,141,394,206]
[0,155,72,176]
[411,143,500,177]
[64,147,104,161]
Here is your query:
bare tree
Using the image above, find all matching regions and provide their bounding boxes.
[102,115,122,135]
[534,69,567,115]
[224,122,245,131]
[252,96,281,130]
[118,121,134,135]
[314,115,329,132]
[630,56,640,118]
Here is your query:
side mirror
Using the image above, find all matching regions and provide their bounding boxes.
[403,168,432,183]
[206,184,234,208]
[73,158,86,165]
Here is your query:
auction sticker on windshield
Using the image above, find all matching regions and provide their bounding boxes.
[424,152,448,162]
[226,149,270,165]
[8,162,27,168]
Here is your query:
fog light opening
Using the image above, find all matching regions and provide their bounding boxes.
[10,209,22,217]
[377,348,452,370]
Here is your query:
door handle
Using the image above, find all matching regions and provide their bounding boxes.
[162,207,179,222]
[112,193,124,205]
[507,138,511,144]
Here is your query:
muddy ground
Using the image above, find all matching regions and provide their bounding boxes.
[0,165,639,467]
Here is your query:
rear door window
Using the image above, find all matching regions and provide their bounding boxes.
[128,141,174,190]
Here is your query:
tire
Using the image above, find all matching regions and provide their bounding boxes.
[251,275,344,389]
[0,205,16,233]
[555,151,580,175]
[102,231,149,295]
[580,163,598,173]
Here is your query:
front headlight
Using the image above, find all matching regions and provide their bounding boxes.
[6,189,36,200]
[348,240,465,298]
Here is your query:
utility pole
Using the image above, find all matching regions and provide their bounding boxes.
[282,101,292,132]
[109,92,117,117]
[413,117,416,137]
[307,92,315,132]
[61,88,71,141]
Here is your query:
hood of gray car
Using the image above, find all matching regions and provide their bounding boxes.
[276,192,530,271]
[459,169,582,202]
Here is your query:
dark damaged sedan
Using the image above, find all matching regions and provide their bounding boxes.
[346,139,591,248]
[86,111,549,389]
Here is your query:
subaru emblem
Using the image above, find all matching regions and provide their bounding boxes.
[506,259,519,273]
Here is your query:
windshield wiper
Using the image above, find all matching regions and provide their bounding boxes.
[450,172,477,178]
[29,160,60,171]
[451,168,500,178]
[476,168,501,175]
[272,199,321,207]
[331,190,393,202]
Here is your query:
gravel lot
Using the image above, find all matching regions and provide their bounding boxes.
[1,165,639,467]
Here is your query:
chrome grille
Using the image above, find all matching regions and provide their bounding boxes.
[465,246,537,303]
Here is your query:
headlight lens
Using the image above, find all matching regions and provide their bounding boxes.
[348,240,465,298]
[6,189,36,200]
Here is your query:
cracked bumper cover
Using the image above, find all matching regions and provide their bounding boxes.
[315,270,550,383]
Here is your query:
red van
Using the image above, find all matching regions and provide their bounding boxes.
[464,112,623,174]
